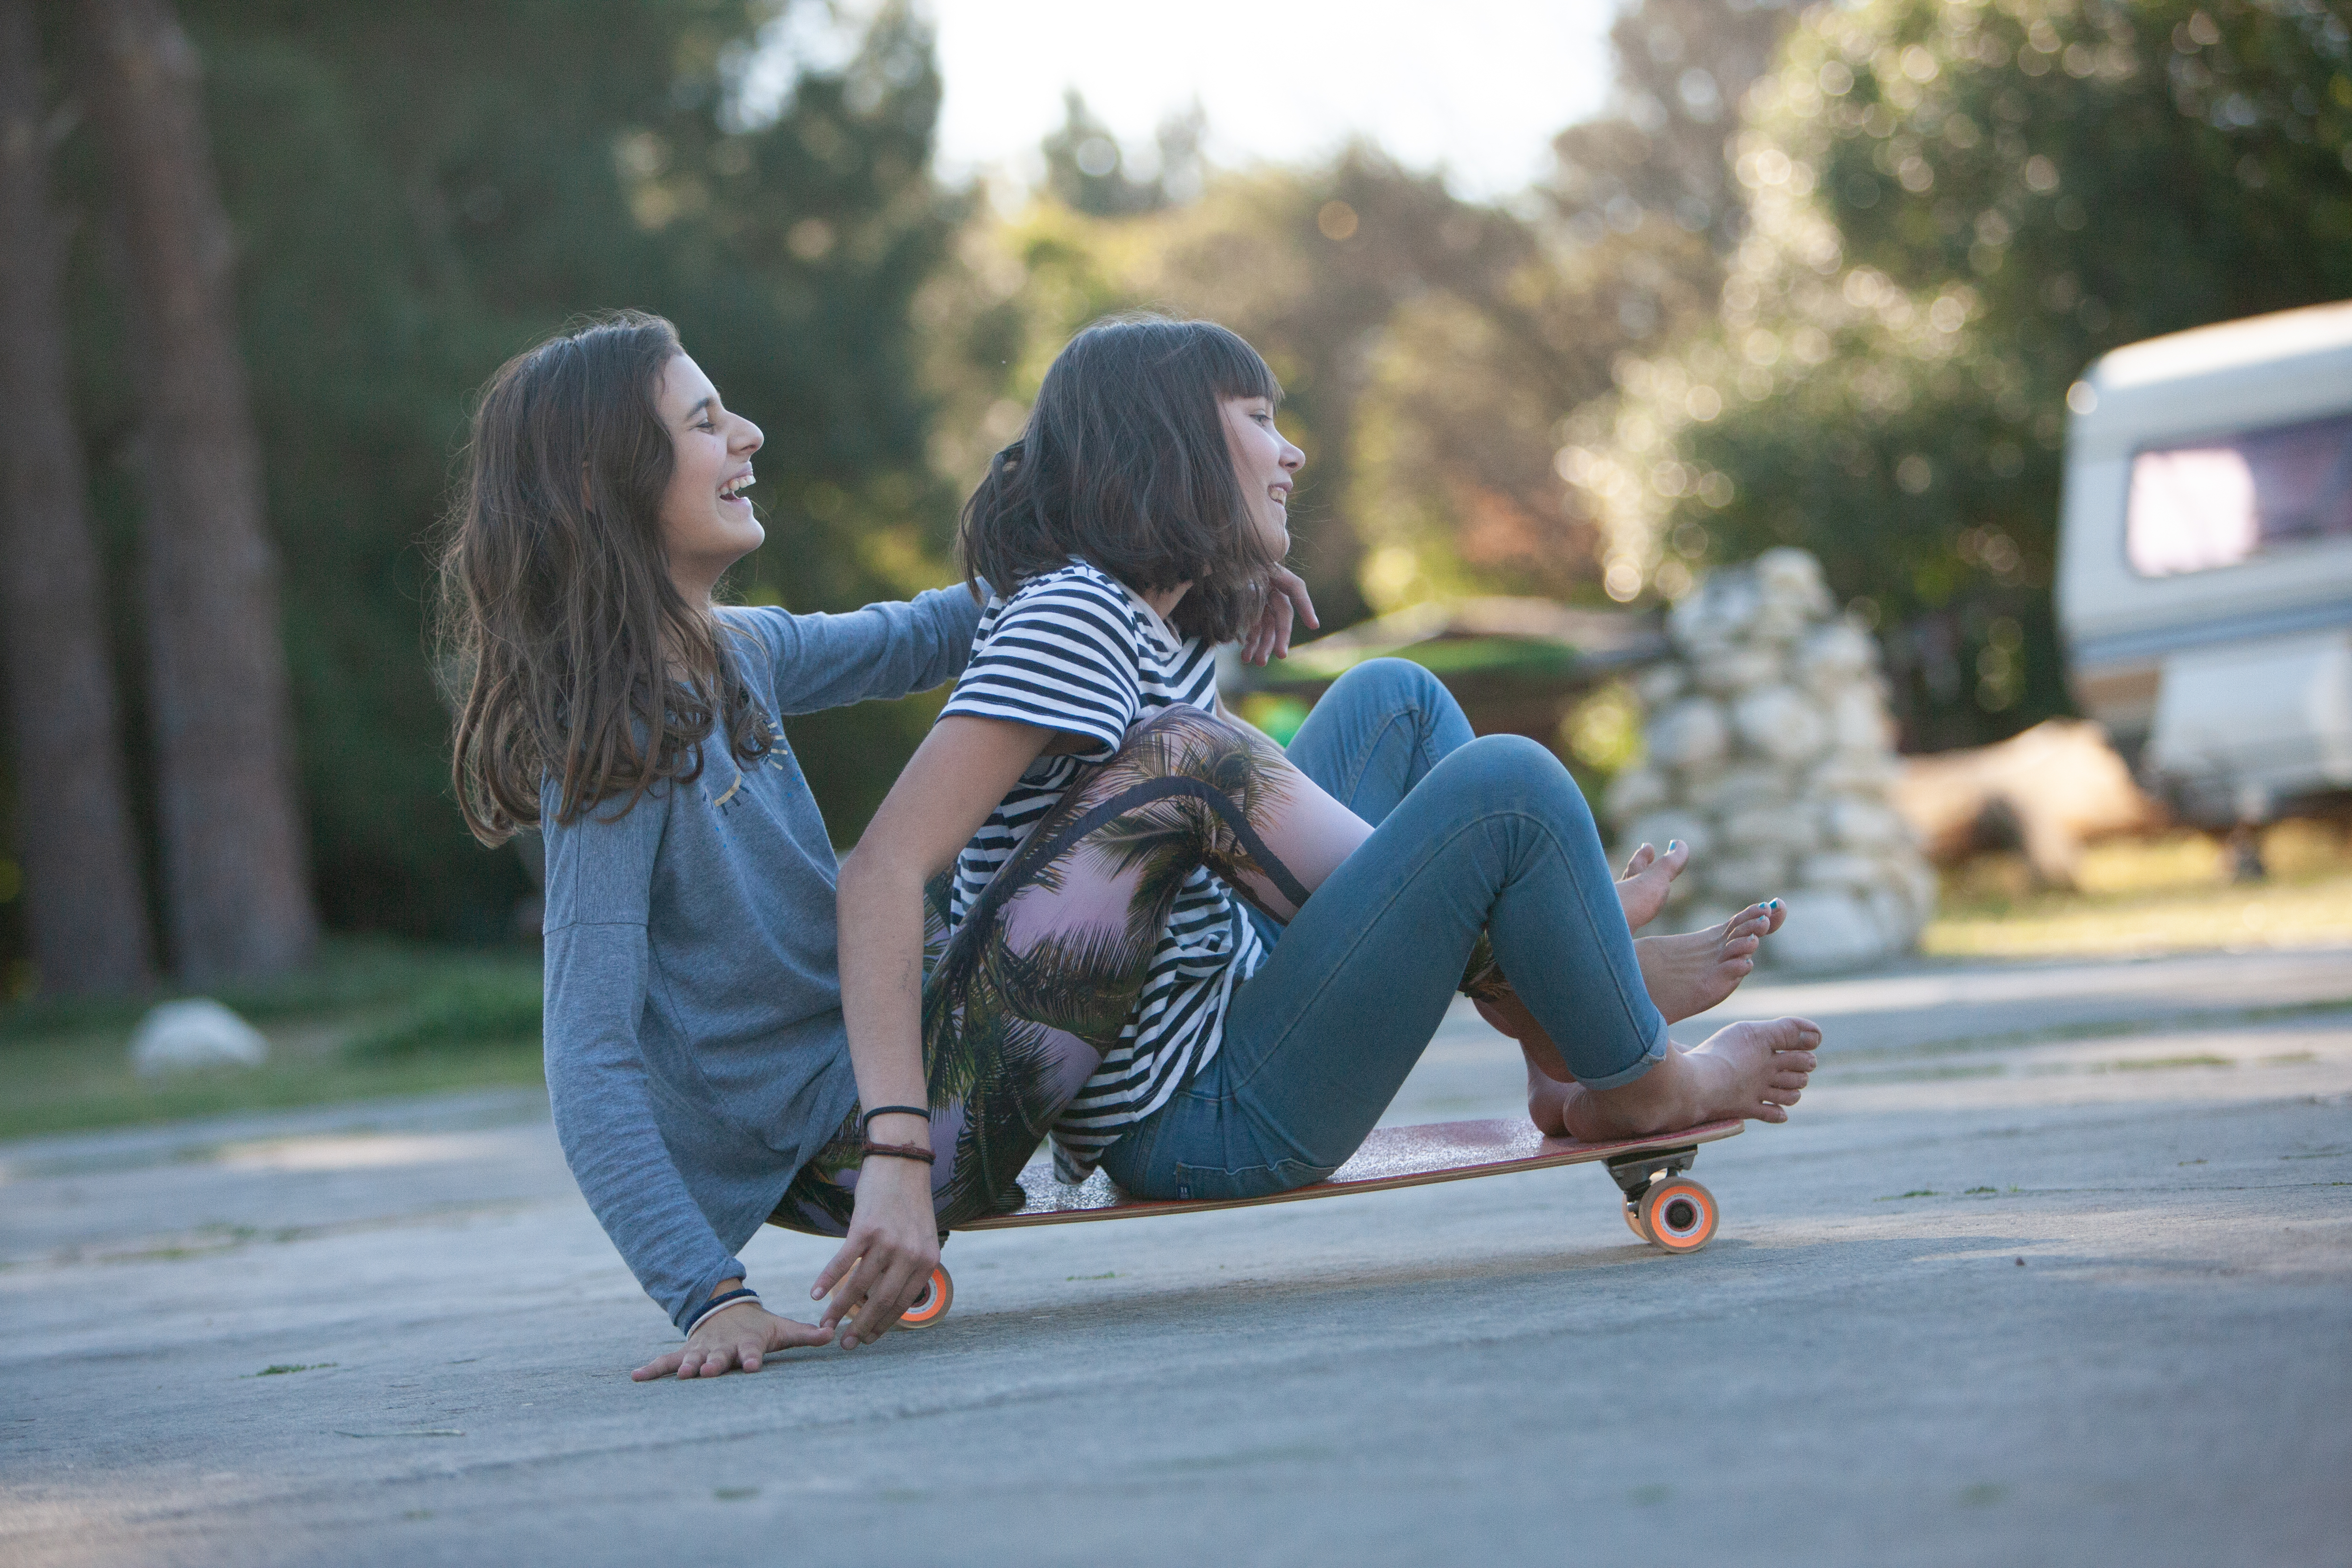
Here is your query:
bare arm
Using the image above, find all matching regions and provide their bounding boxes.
[817,715,1066,1345]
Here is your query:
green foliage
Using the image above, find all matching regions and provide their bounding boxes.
[13,0,963,970]
[1583,0,2352,750]
[341,969,542,1058]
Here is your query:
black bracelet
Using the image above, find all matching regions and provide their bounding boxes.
[860,1104,930,1135]
[688,1287,761,1333]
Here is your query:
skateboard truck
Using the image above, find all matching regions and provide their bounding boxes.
[1603,1144,1698,1201]
[1603,1144,1718,1252]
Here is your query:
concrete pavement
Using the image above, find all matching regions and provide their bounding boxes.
[3,946,2347,1565]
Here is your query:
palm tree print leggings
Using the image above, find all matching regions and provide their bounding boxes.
[770,658,1665,1235]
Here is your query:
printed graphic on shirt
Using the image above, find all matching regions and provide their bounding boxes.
[774,706,1309,1233]
[935,561,1256,1175]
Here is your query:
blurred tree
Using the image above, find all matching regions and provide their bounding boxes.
[0,0,152,995]
[1,0,964,981]
[1552,0,1797,256]
[78,0,317,983]
[1040,90,1204,216]
[1579,0,2352,751]
[926,145,1601,629]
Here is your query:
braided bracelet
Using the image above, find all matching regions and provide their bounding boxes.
[860,1139,936,1165]
[860,1104,931,1135]
[686,1287,762,1334]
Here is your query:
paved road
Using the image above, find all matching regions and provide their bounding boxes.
[4,947,2348,1566]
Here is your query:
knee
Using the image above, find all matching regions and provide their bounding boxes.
[1446,734,1592,825]
[1324,657,1452,720]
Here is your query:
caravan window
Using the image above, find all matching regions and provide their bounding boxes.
[2126,410,2352,577]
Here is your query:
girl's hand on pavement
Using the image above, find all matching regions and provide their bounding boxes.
[1241,567,1318,666]
[812,1154,939,1348]
[631,1300,831,1381]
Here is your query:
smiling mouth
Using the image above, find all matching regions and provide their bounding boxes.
[720,471,754,502]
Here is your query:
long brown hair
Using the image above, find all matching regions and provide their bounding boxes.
[439,310,769,845]
[957,313,1285,644]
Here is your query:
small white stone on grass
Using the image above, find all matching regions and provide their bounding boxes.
[130,999,270,1075]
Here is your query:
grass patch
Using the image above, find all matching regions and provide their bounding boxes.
[1923,823,2352,960]
[0,938,544,1142]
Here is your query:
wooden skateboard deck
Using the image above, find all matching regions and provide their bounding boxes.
[890,1118,1745,1328]
[953,1116,1743,1230]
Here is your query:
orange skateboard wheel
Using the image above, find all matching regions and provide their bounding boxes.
[1622,1201,1652,1242]
[896,1264,955,1329]
[1639,1178,1717,1252]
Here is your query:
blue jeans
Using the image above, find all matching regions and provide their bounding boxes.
[1099,659,1668,1202]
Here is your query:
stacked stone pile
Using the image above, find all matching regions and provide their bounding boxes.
[1602,548,1937,973]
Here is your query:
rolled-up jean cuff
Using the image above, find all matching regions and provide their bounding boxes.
[1574,1017,1673,1092]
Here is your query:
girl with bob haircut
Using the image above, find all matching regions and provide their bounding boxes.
[825,313,1819,1366]
[443,310,1308,1379]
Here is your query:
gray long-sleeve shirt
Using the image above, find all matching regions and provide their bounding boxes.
[539,588,981,1332]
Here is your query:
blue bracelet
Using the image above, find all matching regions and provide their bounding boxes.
[688,1287,760,1333]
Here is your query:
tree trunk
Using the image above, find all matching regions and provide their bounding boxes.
[75,0,315,982]
[0,0,154,995]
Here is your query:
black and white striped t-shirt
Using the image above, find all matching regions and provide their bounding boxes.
[938,559,1265,1178]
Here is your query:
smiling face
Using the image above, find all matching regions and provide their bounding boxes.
[1220,394,1303,559]
[654,353,765,602]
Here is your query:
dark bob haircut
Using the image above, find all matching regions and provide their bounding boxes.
[956,313,1285,645]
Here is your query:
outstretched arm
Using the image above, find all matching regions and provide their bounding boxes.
[735,585,984,715]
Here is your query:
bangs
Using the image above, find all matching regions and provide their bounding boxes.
[1186,322,1282,406]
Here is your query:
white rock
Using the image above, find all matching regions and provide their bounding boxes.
[1705,851,1790,903]
[1686,762,1799,815]
[1808,750,1902,794]
[1756,547,1832,616]
[1766,889,1890,973]
[1634,662,1689,710]
[1821,795,1906,851]
[1621,809,1713,864]
[1645,697,1729,772]
[1869,884,1920,944]
[1603,766,1673,827]
[1731,686,1828,766]
[1795,621,1878,692]
[1668,574,1760,653]
[1693,646,1783,695]
[1623,548,1934,974]
[1798,850,1883,892]
[1722,803,1821,857]
[130,999,270,1076]
[1827,684,1892,752]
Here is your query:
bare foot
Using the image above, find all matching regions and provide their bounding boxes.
[1634,899,1787,1023]
[1615,840,1689,932]
[1557,1017,1821,1142]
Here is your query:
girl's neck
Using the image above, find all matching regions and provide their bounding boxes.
[1139,582,1189,622]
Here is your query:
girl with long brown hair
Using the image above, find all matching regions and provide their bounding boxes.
[441,311,1317,1377]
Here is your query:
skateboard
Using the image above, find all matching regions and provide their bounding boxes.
[887,1117,1743,1329]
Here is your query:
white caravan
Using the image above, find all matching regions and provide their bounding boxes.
[2056,300,2352,827]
